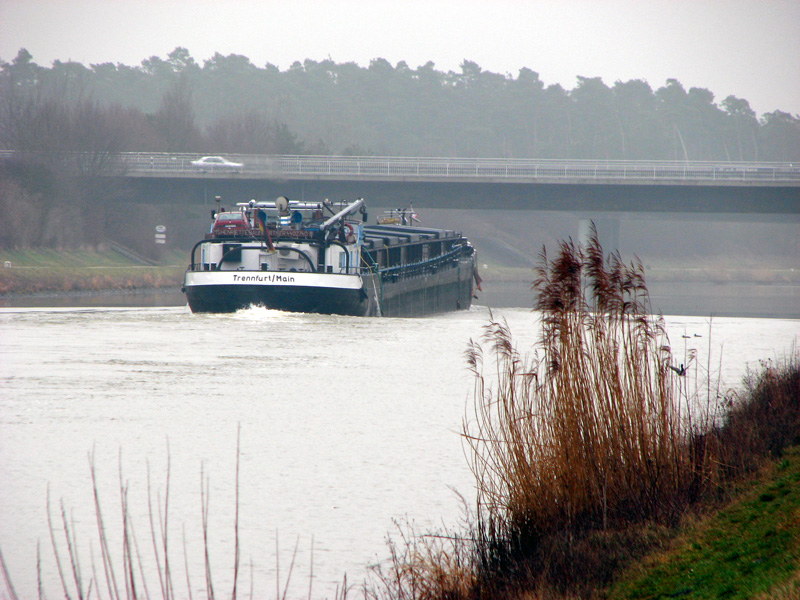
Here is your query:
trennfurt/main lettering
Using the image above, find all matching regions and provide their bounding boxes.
[232,273,296,283]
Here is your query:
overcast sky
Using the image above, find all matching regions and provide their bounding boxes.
[0,0,798,117]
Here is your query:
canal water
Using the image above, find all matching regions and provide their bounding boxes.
[1,304,798,598]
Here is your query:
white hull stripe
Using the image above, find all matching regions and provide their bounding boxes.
[184,271,364,290]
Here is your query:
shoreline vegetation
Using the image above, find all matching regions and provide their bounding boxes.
[2,248,798,298]
[0,248,186,297]
[2,233,800,599]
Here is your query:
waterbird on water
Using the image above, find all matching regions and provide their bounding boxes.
[669,364,687,376]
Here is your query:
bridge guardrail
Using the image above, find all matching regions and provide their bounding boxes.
[268,155,800,183]
[2,151,799,184]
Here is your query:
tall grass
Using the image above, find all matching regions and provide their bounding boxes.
[431,226,759,597]
[448,228,798,597]
[465,229,715,542]
[366,519,477,600]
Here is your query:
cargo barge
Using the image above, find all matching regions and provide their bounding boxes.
[182,197,480,316]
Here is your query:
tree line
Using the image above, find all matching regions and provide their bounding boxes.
[1,46,799,162]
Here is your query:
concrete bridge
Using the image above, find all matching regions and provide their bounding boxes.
[5,150,796,315]
[3,150,797,213]
[119,152,800,215]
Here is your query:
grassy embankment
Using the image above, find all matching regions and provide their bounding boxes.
[610,444,800,599]
[2,246,797,299]
[0,247,186,296]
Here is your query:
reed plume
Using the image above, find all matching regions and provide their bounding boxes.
[464,224,712,563]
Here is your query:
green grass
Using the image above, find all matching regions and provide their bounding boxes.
[0,247,184,267]
[0,248,186,294]
[610,446,800,600]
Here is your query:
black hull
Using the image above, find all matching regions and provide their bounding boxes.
[185,284,370,315]
[184,257,476,317]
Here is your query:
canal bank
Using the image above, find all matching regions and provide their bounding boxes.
[2,250,798,318]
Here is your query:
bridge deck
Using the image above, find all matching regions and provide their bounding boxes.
[115,153,800,186]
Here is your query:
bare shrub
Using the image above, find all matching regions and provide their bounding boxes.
[719,351,800,473]
[366,519,477,600]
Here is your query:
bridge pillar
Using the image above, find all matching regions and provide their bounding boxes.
[578,216,620,255]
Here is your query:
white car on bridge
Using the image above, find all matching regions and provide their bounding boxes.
[191,156,243,173]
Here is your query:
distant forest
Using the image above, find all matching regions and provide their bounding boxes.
[2,46,799,162]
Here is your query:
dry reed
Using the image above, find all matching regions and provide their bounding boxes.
[462,225,722,591]
[365,519,477,600]
[0,426,354,600]
[0,427,258,600]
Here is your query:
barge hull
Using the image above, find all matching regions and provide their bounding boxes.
[371,257,476,317]
[183,257,476,317]
[185,284,369,314]
[183,271,369,315]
